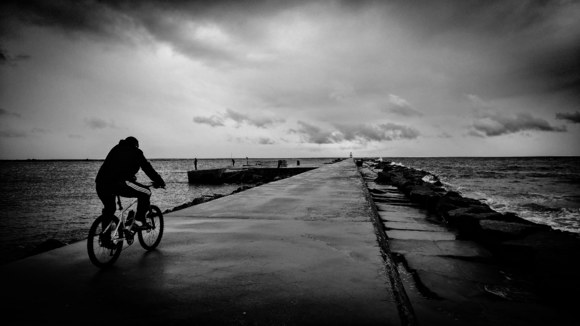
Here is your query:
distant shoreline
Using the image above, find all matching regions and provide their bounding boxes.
[0,157,346,162]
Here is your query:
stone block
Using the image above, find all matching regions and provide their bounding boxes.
[477,220,544,244]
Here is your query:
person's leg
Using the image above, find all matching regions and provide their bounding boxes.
[116,181,151,222]
[96,183,116,225]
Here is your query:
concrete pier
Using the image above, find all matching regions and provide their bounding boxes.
[0,159,401,325]
[1,159,576,325]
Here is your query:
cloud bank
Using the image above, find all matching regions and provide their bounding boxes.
[556,111,580,124]
[193,109,285,129]
[292,121,419,144]
[470,112,566,137]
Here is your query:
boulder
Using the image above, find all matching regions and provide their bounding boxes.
[408,184,443,210]
[477,220,547,244]
[443,207,503,238]
[375,170,407,186]
[435,191,484,217]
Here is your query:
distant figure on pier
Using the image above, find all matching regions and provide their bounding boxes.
[194,158,198,170]
[96,136,166,227]
[232,158,235,166]
[277,160,282,168]
[297,160,300,166]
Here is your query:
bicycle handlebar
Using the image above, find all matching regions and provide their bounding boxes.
[146,183,166,189]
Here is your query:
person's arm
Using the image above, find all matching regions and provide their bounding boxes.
[138,151,165,187]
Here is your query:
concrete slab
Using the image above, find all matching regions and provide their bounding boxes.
[404,254,503,284]
[389,239,493,259]
[376,204,427,217]
[0,159,401,326]
[387,230,457,241]
[384,221,448,232]
[378,213,411,222]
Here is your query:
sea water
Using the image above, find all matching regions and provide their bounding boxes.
[0,158,331,264]
[382,157,580,234]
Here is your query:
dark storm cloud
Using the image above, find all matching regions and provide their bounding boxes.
[223,109,284,128]
[391,0,580,99]
[0,0,134,39]
[193,115,225,127]
[0,108,21,117]
[0,47,30,66]
[556,111,580,124]
[470,111,566,137]
[257,137,276,145]
[0,0,304,65]
[2,0,579,96]
[292,121,337,144]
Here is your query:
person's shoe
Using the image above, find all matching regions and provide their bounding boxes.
[131,220,150,231]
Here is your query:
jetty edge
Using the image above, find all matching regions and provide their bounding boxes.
[363,158,580,303]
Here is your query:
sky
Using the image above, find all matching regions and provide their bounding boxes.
[1,0,579,159]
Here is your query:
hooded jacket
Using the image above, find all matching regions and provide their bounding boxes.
[96,139,164,186]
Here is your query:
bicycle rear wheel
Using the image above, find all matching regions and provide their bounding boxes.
[87,215,123,268]
[138,205,164,250]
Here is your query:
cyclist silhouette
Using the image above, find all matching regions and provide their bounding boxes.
[96,137,165,227]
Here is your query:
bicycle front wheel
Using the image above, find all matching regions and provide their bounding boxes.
[87,215,123,268]
[138,205,164,250]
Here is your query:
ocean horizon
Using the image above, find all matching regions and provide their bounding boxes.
[3,155,579,161]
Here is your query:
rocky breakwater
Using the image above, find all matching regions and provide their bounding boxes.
[374,160,580,302]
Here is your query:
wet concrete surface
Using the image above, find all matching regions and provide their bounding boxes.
[1,159,400,326]
[3,159,576,325]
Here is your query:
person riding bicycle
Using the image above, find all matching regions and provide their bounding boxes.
[96,136,165,229]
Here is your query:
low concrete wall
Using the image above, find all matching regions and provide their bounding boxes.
[189,167,317,184]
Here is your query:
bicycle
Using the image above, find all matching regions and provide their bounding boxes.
[87,183,164,268]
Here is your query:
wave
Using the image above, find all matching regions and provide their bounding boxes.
[421,174,439,184]
[520,203,561,213]
[389,161,406,167]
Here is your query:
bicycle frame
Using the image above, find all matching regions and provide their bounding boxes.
[109,198,139,245]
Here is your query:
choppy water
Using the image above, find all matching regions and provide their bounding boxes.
[0,158,331,264]
[380,157,580,234]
